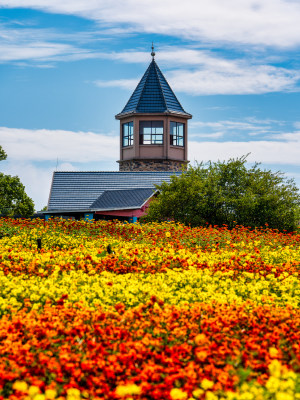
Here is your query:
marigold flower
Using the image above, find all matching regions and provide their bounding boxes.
[45,389,57,399]
[194,333,208,345]
[13,380,28,393]
[115,384,141,397]
[66,388,81,399]
[269,347,279,358]
[34,395,46,400]
[196,349,208,362]
[192,388,204,398]
[28,386,40,397]
[205,392,218,400]
[201,379,214,390]
[170,388,188,400]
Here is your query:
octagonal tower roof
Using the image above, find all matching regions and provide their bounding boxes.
[116,56,191,118]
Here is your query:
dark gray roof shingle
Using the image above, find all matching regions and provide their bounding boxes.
[48,171,180,211]
[90,188,156,210]
[116,59,191,117]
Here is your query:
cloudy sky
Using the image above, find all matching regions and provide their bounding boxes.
[0,0,300,211]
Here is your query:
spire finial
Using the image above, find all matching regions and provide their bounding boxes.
[151,42,155,59]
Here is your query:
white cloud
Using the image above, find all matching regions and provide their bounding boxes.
[190,117,289,138]
[190,120,271,131]
[0,127,119,163]
[0,23,108,64]
[0,127,119,210]
[94,65,300,95]
[2,0,300,48]
[269,131,300,141]
[1,18,299,95]
[0,42,89,62]
[95,79,138,90]
[94,49,300,95]
[189,139,300,166]
[168,65,299,95]
[188,117,300,167]
[293,122,300,129]
[1,160,54,211]
[190,131,225,139]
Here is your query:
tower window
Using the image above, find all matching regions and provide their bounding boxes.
[122,122,133,147]
[139,121,163,145]
[170,122,184,146]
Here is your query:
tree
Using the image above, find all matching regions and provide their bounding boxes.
[0,147,7,162]
[143,156,300,232]
[0,146,34,217]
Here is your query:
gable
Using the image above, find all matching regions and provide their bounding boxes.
[90,188,156,211]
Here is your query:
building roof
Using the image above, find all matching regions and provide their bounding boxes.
[47,171,181,212]
[116,59,191,118]
[90,188,156,211]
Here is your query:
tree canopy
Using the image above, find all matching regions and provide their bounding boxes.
[0,146,34,217]
[0,147,7,162]
[143,156,300,232]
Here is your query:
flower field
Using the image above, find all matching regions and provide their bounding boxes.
[0,218,300,400]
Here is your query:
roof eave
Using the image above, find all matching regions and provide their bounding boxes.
[115,110,192,119]
[42,201,158,214]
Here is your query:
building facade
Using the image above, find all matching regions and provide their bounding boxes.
[116,47,192,171]
[44,47,192,221]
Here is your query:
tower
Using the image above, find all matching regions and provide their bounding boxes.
[115,45,192,171]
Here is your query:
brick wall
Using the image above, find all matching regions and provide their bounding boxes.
[119,159,188,171]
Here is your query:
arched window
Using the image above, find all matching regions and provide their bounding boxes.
[139,121,163,144]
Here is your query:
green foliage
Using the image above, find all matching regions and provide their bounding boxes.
[0,173,35,217]
[0,147,7,162]
[0,146,35,217]
[143,156,300,232]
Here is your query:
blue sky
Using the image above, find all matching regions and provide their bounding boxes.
[0,0,300,211]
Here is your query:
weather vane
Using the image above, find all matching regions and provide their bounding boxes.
[151,42,155,59]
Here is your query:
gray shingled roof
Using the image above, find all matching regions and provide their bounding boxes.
[116,59,191,118]
[90,188,156,210]
[48,171,181,211]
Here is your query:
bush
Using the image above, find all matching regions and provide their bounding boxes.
[143,156,300,232]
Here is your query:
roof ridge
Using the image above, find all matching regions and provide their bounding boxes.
[119,62,151,115]
[153,60,168,112]
[103,187,156,192]
[135,61,153,112]
[155,62,187,114]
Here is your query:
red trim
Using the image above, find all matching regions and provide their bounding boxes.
[94,199,151,218]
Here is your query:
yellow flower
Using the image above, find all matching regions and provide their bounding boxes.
[266,376,280,393]
[205,392,218,400]
[34,395,46,400]
[170,388,188,400]
[45,389,57,399]
[66,388,81,400]
[201,379,214,390]
[13,381,28,393]
[269,347,279,358]
[268,359,282,378]
[28,386,40,397]
[276,393,293,400]
[115,384,141,397]
[192,388,204,398]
